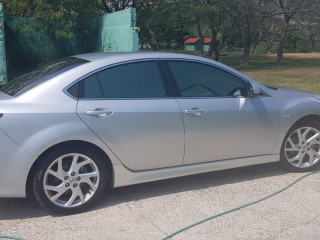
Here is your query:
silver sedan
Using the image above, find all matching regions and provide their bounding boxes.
[1,52,320,214]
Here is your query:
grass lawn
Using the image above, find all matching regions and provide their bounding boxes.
[220,53,320,94]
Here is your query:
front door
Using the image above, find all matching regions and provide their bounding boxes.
[165,61,279,165]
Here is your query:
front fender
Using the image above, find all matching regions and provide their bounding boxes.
[273,96,320,153]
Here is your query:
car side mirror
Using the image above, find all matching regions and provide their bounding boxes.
[249,83,261,97]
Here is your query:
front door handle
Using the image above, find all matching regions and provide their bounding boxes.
[185,108,207,116]
[85,108,113,118]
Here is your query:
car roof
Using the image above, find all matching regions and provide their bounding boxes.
[72,51,258,87]
[74,51,207,63]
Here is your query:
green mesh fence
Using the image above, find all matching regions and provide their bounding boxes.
[4,8,138,80]
[0,3,7,84]
[5,17,100,79]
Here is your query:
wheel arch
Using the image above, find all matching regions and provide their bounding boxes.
[274,114,320,155]
[281,114,320,149]
[26,140,114,198]
[289,114,320,130]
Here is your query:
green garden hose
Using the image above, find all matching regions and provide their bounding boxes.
[0,236,25,240]
[162,170,320,240]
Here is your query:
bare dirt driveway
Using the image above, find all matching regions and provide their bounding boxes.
[1,163,320,240]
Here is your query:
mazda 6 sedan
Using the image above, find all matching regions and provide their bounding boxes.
[1,52,320,214]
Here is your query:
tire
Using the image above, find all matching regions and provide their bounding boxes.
[33,145,109,214]
[280,120,320,172]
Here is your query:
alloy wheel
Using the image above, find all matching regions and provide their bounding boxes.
[284,127,320,168]
[43,153,100,208]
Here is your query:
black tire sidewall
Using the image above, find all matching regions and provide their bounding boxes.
[33,145,109,214]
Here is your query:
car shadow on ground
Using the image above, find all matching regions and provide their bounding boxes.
[0,162,287,220]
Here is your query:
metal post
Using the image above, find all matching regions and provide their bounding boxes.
[0,3,7,84]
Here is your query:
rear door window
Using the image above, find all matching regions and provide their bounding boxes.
[78,61,167,99]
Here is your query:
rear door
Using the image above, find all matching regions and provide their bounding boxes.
[76,61,185,171]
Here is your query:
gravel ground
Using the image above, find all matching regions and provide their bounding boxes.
[1,163,320,240]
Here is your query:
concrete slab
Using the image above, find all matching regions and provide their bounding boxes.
[1,163,320,240]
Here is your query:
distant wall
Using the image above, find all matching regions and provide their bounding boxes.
[184,42,202,52]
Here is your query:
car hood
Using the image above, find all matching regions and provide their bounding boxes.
[266,86,316,99]
[266,85,320,116]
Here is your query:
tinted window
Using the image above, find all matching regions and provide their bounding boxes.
[79,62,166,99]
[0,57,89,97]
[83,75,103,98]
[167,61,248,97]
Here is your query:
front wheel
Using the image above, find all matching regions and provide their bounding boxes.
[280,120,320,172]
[33,146,109,214]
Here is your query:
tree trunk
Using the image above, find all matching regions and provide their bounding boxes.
[196,15,204,56]
[207,26,216,58]
[266,38,274,53]
[208,39,214,57]
[310,35,315,52]
[149,29,158,51]
[243,41,250,66]
[200,37,204,57]
[150,40,158,51]
[252,41,260,54]
[214,42,220,61]
[207,11,216,58]
[276,40,284,62]
[208,38,220,61]
[252,31,262,54]
[276,13,291,63]
[242,19,251,66]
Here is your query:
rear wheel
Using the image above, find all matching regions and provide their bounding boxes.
[280,121,320,172]
[33,145,109,214]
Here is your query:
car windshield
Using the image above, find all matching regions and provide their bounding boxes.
[0,57,89,97]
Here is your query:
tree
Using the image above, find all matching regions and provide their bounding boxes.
[175,0,223,59]
[138,0,190,51]
[268,0,320,62]
[207,10,224,60]
[301,6,320,52]
[2,0,104,39]
[102,0,142,12]
[224,0,264,65]
[260,17,282,53]
[201,0,221,60]
[2,0,320,57]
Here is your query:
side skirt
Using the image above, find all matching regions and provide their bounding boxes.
[113,154,279,188]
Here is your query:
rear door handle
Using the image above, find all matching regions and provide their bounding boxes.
[184,108,207,116]
[85,108,113,118]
